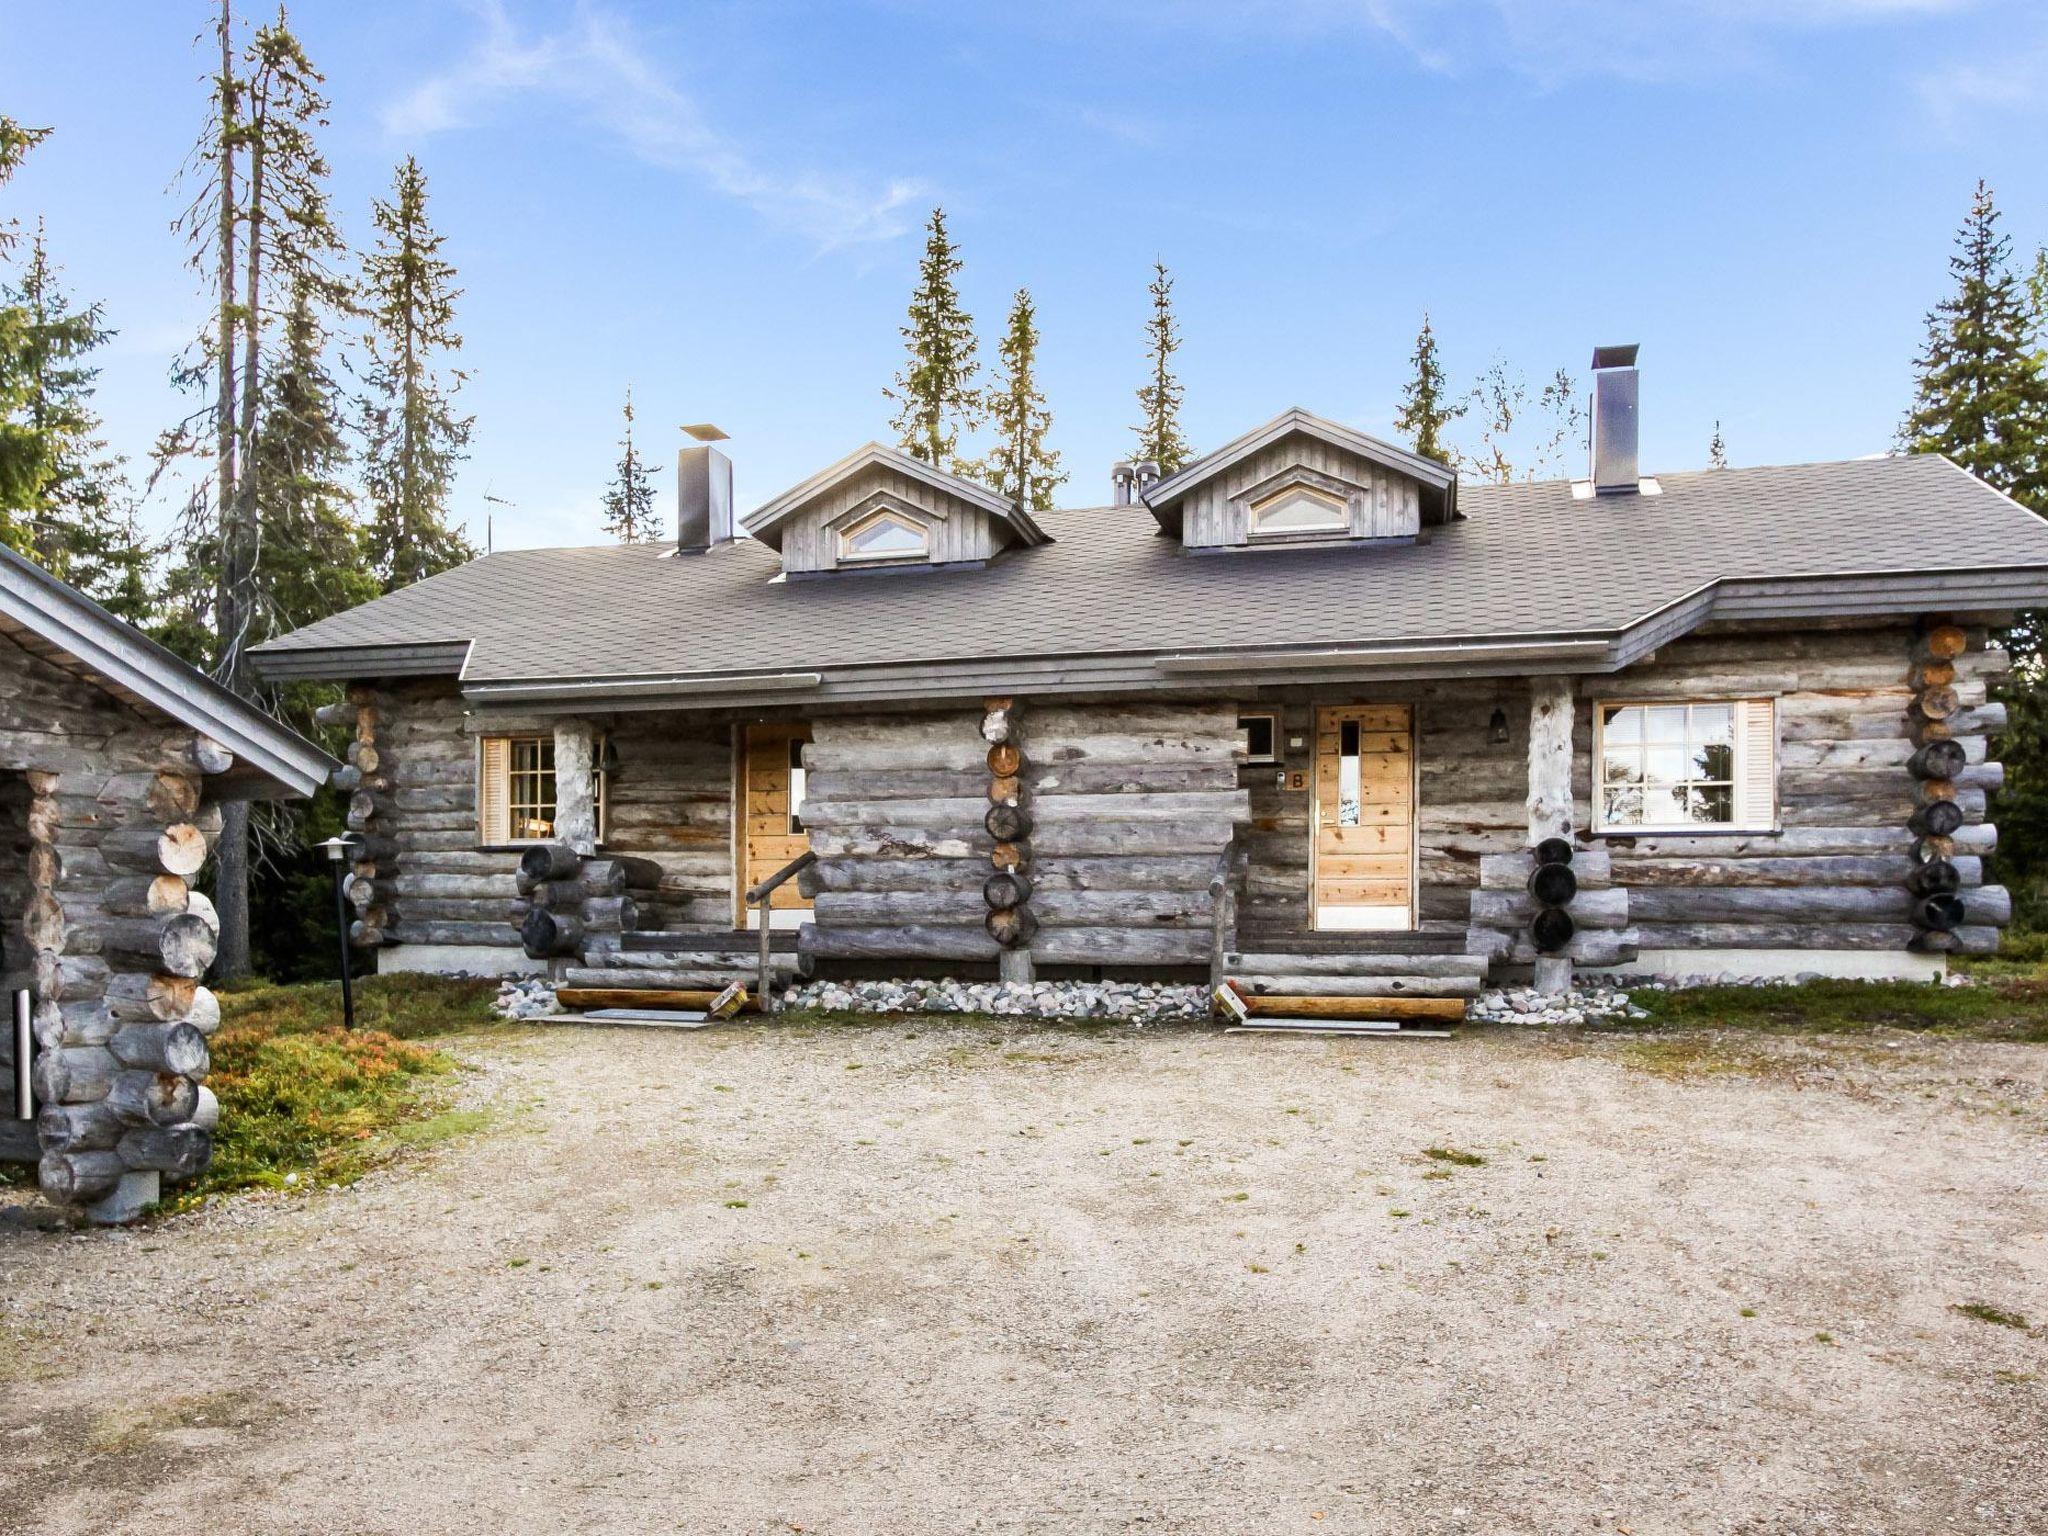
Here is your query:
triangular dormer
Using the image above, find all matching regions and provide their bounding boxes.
[743,442,1052,577]
[1142,409,1458,551]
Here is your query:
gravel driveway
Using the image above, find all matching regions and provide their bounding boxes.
[3,1017,2046,1534]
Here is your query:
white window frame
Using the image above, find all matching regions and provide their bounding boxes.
[837,507,929,563]
[1248,481,1349,537]
[1592,698,1777,834]
[478,732,609,846]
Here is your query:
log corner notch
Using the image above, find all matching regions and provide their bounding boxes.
[1526,676,1579,994]
[322,684,393,948]
[1905,621,2011,956]
[981,697,1036,980]
[513,840,662,965]
[31,758,226,1222]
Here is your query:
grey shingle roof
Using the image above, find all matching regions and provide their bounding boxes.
[252,453,2048,686]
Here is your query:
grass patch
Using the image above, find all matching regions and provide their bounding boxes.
[1632,972,2048,1042]
[1617,1036,1764,1080]
[213,973,502,1040]
[1953,1301,2032,1331]
[1422,1146,1486,1167]
[166,976,499,1208]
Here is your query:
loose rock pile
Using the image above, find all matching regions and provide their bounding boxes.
[1467,985,1648,1026]
[494,976,564,1020]
[781,977,1209,1025]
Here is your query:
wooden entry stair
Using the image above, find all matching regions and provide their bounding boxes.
[1218,928,1484,1032]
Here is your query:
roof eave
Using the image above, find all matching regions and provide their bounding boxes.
[0,547,338,798]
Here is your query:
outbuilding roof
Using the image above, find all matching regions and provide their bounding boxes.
[250,452,2048,710]
[0,545,336,797]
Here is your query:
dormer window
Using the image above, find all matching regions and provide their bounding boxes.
[839,508,929,562]
[745,441,1053,577]
[1250,482,1349,537]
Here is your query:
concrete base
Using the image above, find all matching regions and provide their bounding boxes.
[1588,949,1947,983]
[998,948,1035,983]
[379,944,545,979]
[1531,956,1572,993]
[84,1169,159,1225]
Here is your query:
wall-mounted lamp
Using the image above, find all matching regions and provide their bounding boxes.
[1488,707,1510,746]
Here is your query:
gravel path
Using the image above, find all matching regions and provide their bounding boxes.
[3,1018,2046,1534]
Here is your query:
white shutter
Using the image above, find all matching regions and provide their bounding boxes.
[1736,699,1777,829]
[478,736,510,845]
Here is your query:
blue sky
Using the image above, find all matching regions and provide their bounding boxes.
[5,0,2046,551]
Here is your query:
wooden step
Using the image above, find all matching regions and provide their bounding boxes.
[556,985,754,1013]
[1232,991,1466,1022]
[563,1008,716,1029]
[620,929,800,954]
[1226,1021,1453,1038]
[1234,928,1467,955]
[1224,952,1486,978]
[1230,974,1481,999]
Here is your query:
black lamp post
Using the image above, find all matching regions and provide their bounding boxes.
[317,835,357,1030]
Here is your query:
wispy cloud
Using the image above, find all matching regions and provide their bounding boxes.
[1915,34,2048,131]
[383,1,926,249]
[1159,0,1975,82]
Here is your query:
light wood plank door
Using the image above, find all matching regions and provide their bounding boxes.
[740,722,813,927]
[1311,704,1415,931]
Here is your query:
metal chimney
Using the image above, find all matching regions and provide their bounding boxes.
[1132,459,1162,497]
[1111,461,1135,507]
[1590,344,1640,495]
[677,427,733,553]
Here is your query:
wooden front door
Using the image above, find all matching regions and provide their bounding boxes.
[740,722,813,928]
[1311,704,1415,931]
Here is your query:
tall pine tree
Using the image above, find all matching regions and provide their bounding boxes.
[1708,421,1729,469]
[885,207,981,471]
[1133,260,1191,472]
[2,224,140,590]
[980,288,1064,512]
[360,154,476,588]
[1899,180,2048,516]
[253,274,376,641]
[154,0,346,979]
[599,387,660,541]
[1392,313,1458,465]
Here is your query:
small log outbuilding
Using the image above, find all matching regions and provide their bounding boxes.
[0,547,333,1222]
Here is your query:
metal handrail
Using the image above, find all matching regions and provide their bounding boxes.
[748,850,818,1013]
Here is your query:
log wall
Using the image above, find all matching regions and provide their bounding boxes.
[352,681,743,951]
[797,701,1249,969]
[0,629,229,1214]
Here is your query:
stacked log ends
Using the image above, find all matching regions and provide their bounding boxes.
[1906,623,1975,952]
[980,698,1035,953]
[1529,837,1576,955]
[32,759,223,1213]
[514,842,657,960]
[331,687,394,946]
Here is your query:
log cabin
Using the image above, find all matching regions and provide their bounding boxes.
[0,546,334,1220]
[251,347,2048,1020]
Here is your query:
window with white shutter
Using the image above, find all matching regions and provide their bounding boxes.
[478,736,510,845]
[1594,697,1777,833]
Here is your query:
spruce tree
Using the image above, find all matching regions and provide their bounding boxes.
[1133,260,1191,472]
[1708,421,1730,469]
[0,118,64,524]
[153,0,347,979]
[253,274,376,637]
[980,288,1064,512]
[885,207,981,471]
[1392,313,1458,465]
[1900,180,2048,516]
[1,224,135,582]
[599,387,660,541]
[360,154,476,588]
